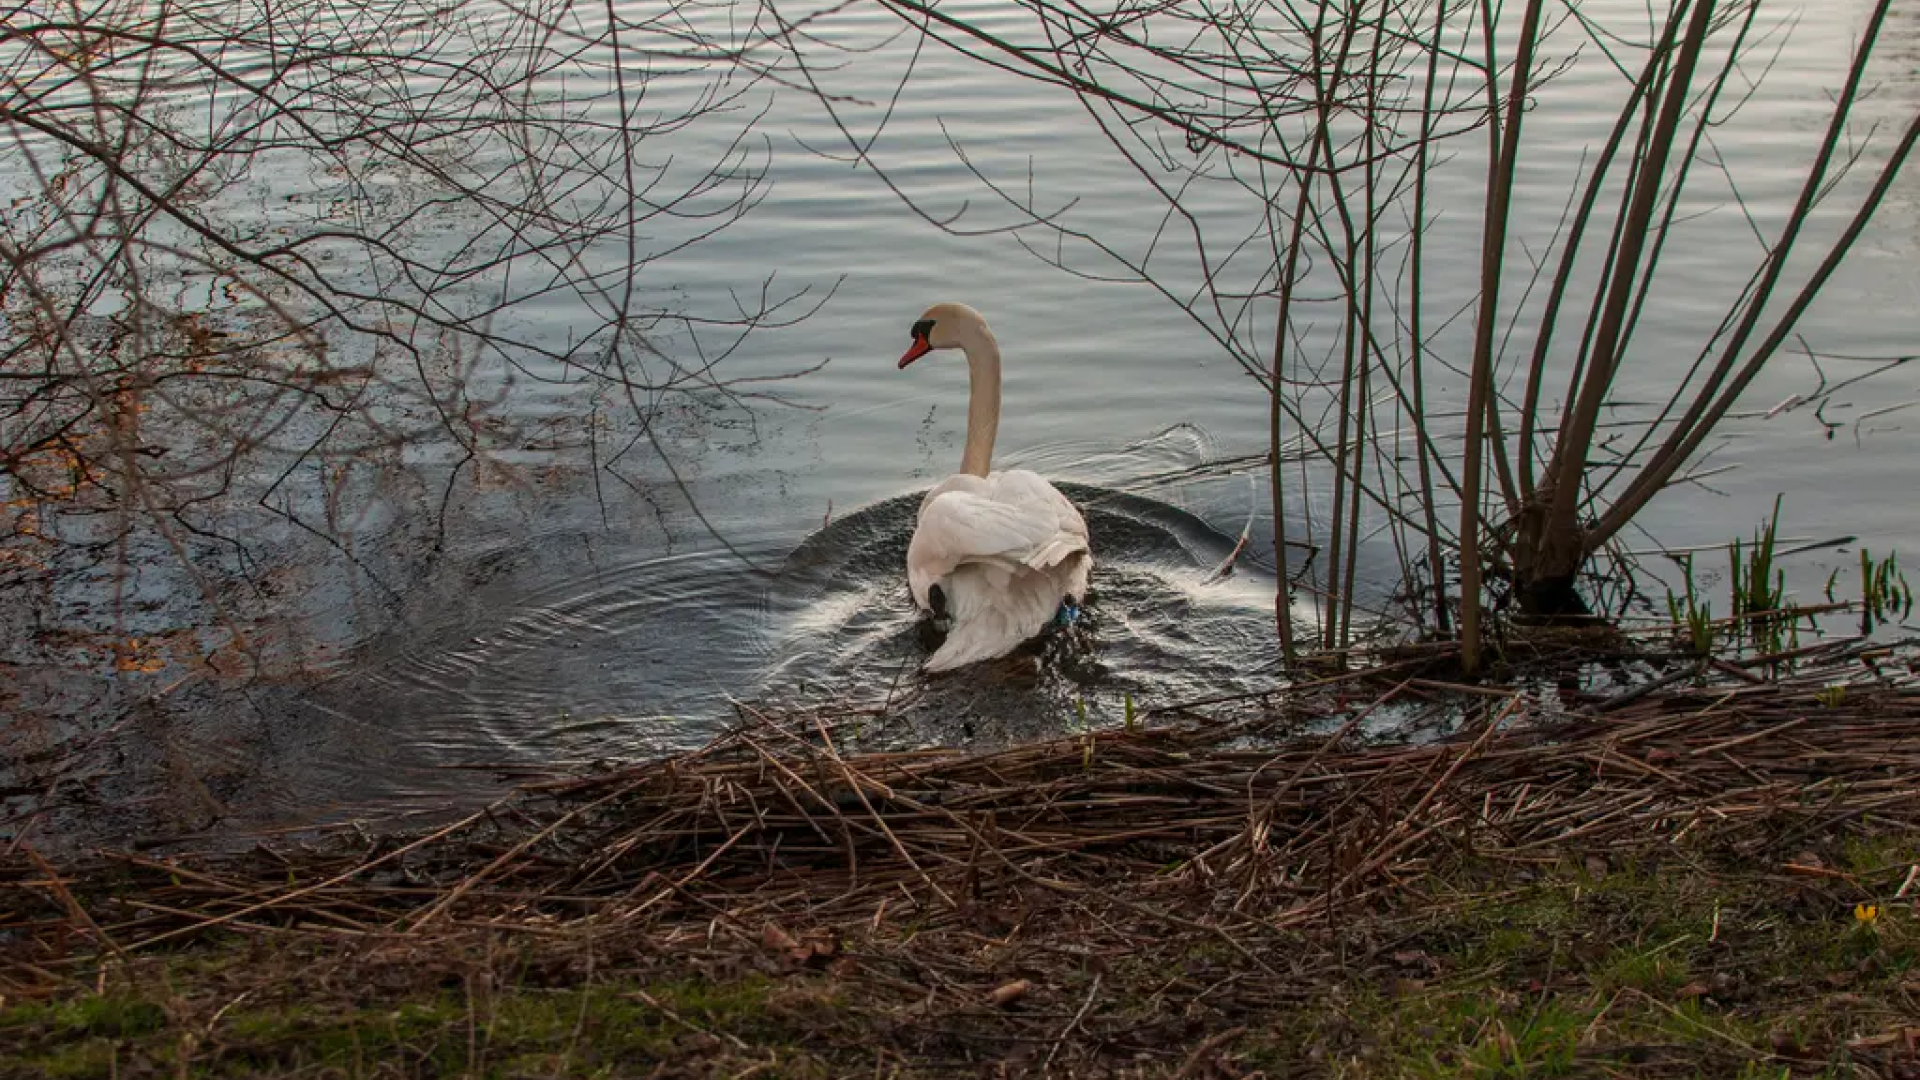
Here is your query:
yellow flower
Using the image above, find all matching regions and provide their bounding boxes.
[1854,903,1879,924]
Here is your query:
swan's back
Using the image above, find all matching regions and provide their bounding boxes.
[908,469,1091,671]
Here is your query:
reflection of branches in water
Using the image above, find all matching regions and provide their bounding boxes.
[0,0,828,692]
[785,0,1916,662]
[777,0,1502,649]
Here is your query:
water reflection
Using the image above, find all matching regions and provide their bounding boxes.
[6,428,1284,844]
[5,0,1916,848]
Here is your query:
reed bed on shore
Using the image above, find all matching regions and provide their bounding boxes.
[9,640,1918,969]
[7,644,1920,1076]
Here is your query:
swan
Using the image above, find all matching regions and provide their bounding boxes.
[896,302,1092,671]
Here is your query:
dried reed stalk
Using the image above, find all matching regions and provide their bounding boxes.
[7,646,1917,979]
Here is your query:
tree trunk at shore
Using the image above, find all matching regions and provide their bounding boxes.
[1507,494,1597,621]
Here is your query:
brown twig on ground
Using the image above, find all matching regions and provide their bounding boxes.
[6,654,1919,972]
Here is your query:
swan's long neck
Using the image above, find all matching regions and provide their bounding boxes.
[959,328,1002,478]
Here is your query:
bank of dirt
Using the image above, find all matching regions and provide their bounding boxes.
[7,663,1920,1077]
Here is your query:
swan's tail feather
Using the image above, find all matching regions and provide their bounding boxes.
[1060,551,1092,605]
[924,627,1020,672]
[923,562,1063,672]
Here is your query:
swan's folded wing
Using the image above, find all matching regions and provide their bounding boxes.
[989,470,1091,568]
[910,491,1056,574]
[908,470,1093,613]
[907,490,1083,605]
[990,470,1086,529]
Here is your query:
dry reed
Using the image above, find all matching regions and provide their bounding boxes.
[7,641,1918,981]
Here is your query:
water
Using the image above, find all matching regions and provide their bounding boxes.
[3,0,1916,843]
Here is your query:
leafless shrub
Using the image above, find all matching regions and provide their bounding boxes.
[785,0,1916,670]
[0,0,825,712]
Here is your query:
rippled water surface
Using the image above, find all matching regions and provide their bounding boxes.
[4,0,1916,841]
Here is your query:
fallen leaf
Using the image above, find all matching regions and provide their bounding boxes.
[761,922,799,953]
[989,979,1031,1007]
[1391,949,1437,973]
[788,934,838,968]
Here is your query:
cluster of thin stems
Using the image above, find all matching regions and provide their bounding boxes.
[820,0,1915,670]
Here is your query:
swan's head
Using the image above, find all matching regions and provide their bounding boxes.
[898,302,990,369]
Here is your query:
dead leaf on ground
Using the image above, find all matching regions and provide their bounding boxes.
[989,979,1031,1007]
[761,922,799,953]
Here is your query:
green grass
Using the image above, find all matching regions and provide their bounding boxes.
[1,968,840,1079]
[5,841,1917,1078]
[1229,849,1918,1078]
[3,993,168,1039]
[1588,942,1691,997]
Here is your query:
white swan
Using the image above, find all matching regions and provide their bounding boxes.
[896,302,1092,671]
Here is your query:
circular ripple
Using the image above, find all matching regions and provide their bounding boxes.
[108,442,1294,839]
[759,481,1283,746]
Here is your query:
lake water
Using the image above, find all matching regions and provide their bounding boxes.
[3,0,1914,844]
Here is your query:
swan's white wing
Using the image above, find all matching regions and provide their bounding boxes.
[992,470,1090,574]
[907,489,1065,605]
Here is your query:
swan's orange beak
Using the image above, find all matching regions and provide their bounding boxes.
[898,336,932,369]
